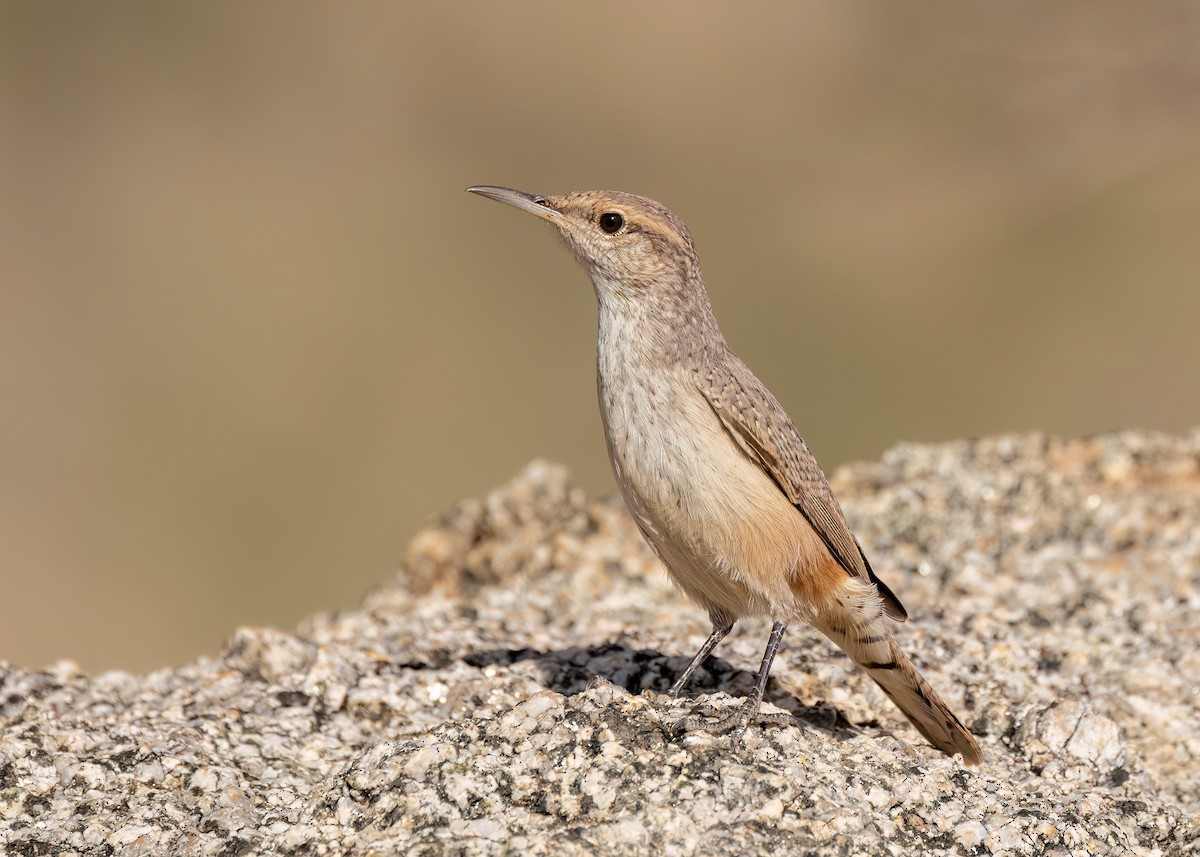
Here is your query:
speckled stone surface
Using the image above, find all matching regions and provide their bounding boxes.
[3,431,1199,855]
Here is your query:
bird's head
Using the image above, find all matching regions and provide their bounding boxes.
[467,186,703,311]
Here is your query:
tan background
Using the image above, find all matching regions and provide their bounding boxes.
[2,3,1198,672]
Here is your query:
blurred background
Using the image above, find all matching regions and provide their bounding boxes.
[2,3,1198,672]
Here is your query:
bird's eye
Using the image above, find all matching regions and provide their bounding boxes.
[599,212,625,234]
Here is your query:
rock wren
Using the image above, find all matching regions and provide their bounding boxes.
[467,186,982,764]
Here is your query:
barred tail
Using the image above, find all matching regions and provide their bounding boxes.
[813,580,982,765]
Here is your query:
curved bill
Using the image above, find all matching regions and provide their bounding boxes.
[466,186,560,222]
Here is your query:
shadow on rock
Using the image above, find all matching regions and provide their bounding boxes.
[461,642,856,734]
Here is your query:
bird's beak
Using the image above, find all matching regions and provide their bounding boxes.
[466,186,561,223]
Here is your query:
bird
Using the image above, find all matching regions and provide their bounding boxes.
[466,185,982,765]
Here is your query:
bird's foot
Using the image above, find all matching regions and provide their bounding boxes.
[670,695,794,740]
[675,704,754,740]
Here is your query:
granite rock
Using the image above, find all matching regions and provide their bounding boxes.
[3,432,1199,855]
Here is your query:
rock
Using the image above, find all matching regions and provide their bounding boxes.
[2,432,1199,854]
[1015,698,1128,788]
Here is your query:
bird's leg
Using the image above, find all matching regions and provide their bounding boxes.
[727,620,788,736]
[675,621,788,739]
[667,621,734,696]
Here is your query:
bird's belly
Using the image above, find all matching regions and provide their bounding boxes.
[602,382,830,623]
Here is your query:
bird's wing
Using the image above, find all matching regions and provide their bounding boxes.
[697,357,907,621]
